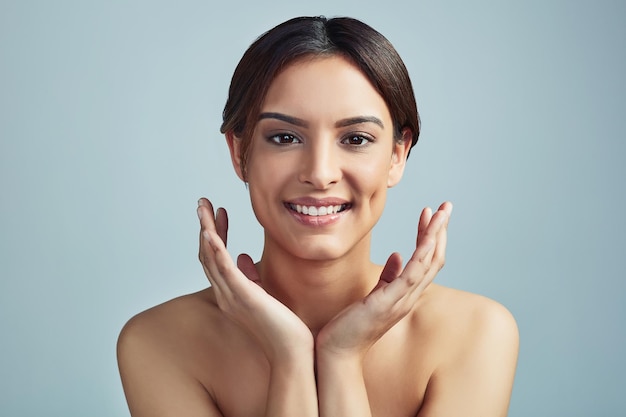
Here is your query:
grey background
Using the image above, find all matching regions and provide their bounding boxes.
[1,0,624,415]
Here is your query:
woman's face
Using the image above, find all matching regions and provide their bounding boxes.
[228,55,411,261]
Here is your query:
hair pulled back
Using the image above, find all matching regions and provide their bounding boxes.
[221,16,420,177]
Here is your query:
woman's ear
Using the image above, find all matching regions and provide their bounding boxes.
[387,128,412,188]
[225,131,246,181]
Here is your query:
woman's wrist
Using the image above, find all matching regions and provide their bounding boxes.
[265,345,318,417]
[263,331,315,365]
[315,346,372,417]
[315,333,370,364]
[315,344,366,374]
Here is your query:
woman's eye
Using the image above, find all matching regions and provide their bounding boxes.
[268,133,301,144]
[342,135,371,146]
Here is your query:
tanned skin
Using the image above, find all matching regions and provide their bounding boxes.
[118,56,519,417]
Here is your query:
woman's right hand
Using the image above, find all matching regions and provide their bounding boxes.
[196,198,314,363]
[316,202,452,361]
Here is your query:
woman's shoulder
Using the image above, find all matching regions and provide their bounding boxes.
[117,287,232,371]
[413,284,519,357]
[117,290,270,414]
[419,284,516,324]
[400,285,519,414]
[118,288,218,340]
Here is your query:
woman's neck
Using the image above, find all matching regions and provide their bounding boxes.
[256,235,382,335]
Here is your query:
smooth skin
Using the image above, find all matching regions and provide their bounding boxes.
[117,56,519,417]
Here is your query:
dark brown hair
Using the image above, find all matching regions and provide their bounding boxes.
[220,16,420,177]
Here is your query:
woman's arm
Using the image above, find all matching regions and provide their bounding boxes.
[197,199,319,417]
[315,203,452,417]
[315,351,372,417]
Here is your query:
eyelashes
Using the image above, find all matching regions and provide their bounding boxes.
[267,133,302,145]
[340,135,372,146]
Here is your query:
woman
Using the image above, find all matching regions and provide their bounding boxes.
[118,16,519,417]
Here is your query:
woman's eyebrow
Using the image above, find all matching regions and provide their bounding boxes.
[258,113,384,130]
[258,112,308,127]
[335,116,384,129]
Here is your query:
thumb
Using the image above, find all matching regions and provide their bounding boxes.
[237,253,261,285]
[216,207,229,247]
[379,252,403,283]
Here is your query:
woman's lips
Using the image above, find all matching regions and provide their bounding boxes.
[284,201,351,226]
[286,203,349,216]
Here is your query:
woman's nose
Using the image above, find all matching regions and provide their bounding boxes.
[298,140,342,189]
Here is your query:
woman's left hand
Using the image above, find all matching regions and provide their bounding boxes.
[316,202,453,360]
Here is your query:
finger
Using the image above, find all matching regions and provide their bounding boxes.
[237,253,261,285]
[200,230,252,313]
[379,252,403,283]
[400,205,451,292]
[365,204,452,318]
[197,201,231,297]
[201,229,238,291]
[198,234,226,302]
[436,201,453,219]
[416,206,432,247]
[197,197,213,213]
[197,198,219,280]
[386,210,445,295]
[216,207,228,247]
[431,202,452,272]
[197,199,226,267]
[198,229,224,289]
[416,202,451,245]
[207,231,270,310]
[197,198,218,235]
[384,243,433,300]
[417,202,450,251]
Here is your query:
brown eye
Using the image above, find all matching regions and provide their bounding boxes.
[341,135,371,146]
[268,133,301,144]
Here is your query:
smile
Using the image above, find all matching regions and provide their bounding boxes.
[287,203,349,216]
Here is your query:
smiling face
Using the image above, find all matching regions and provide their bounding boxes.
[227,55,411,262]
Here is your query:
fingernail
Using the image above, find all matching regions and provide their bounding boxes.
[197,206,203,220]
[202,230,211,243]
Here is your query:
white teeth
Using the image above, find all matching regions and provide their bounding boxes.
[291,204,345,216]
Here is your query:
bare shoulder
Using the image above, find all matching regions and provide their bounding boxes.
[119,287,217,331]
[412,284,519,416]
[118,288,221,359]
[117,288,227,416]
[417,283,518,346]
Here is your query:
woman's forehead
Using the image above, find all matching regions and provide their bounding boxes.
[260,56,392,127]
